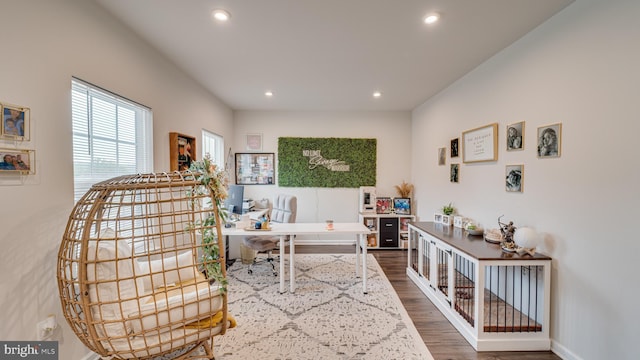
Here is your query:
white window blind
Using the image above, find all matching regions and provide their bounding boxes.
[71,79,153,202]
[202,129,224,169]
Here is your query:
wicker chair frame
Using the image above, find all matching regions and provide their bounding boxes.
[57,171,231,359]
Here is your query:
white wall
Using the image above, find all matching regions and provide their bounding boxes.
[411,1,639,359]
[233,110,412,225]
[0,0,233,358]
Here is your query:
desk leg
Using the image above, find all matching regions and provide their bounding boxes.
[361,234,368,294]
[279,235,286,294]
[290,234,296,293]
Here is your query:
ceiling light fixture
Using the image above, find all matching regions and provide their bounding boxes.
[265,91,273,97]
[373,91,382,98]
[212,9,231,22]
[424,13,440,24]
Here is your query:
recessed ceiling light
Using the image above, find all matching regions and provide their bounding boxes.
[373,91,382,98]
[424,13,440,24]
[265,91,273,97]
[212,9,231,22]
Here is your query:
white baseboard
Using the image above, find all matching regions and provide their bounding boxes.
[551,340,583,360]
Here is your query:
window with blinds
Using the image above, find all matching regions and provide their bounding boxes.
[71,78,153,202]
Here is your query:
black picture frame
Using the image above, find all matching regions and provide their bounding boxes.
[450,138,459,158]
[393,198,411,215]
[235,153,275,185]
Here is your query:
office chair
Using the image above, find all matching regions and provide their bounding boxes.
[243,194,297,276]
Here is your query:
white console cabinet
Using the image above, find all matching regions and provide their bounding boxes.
[408,222,551,351]
[359,213,414,249]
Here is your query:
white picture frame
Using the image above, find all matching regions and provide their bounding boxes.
[434,213,443,224]
[245,133,263,151]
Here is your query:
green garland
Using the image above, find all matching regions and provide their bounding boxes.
[189,156,229,294]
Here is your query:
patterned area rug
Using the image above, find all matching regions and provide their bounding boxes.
[213,253,433,359]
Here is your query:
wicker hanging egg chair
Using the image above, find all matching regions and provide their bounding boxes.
[57,163,234,359]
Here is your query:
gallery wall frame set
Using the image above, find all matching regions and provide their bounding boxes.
[1,101,35,176]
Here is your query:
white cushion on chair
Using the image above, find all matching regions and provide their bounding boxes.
[270,194,296,223]
[86,238,149,338]
[137,251,197,290]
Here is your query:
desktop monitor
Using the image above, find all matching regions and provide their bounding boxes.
[224,185,244,216]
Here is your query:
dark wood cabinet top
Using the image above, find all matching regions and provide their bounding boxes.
[410,222,551,261]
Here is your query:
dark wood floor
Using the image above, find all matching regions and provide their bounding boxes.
[286,245,561,360]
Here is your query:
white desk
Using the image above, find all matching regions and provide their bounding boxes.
[222,222,371,294]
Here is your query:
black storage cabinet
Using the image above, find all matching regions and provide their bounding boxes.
[379,217,399,247]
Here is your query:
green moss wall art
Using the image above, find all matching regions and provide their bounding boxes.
[278,137,376,188]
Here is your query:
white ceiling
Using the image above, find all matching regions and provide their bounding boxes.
[95,0,573,112]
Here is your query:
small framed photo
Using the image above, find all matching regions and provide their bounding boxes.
[2,103,30,140]
[438,147,446,165]
[434,213,443,223]
[245,133,263,151]
[450,138,459,158]
[441,214,453,227]
[453,216,465,229]
[393,198,411,215]
[450,163,459,183]
[506,121,524,151]
[376,197,392,214]
[0,148,35,174]
[506,164,523,192]
[400,217,410,231]
[537,123,561,158]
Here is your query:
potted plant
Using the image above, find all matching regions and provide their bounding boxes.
[441,202,455,226]
[442,202,455,215]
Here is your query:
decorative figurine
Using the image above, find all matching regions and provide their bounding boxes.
[498,215,516,246]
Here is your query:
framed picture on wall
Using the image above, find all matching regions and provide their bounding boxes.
[450,138,459,158]
[537,123,561,158]
[462,123,498,163]
[438,147,446,165]
[506,164,523,192]
[0,148,35,174]
[235,152,275,185]
[450,163,459,183]
[506,121,524,151]
[1,103,30,140]
[245,133,263,151]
